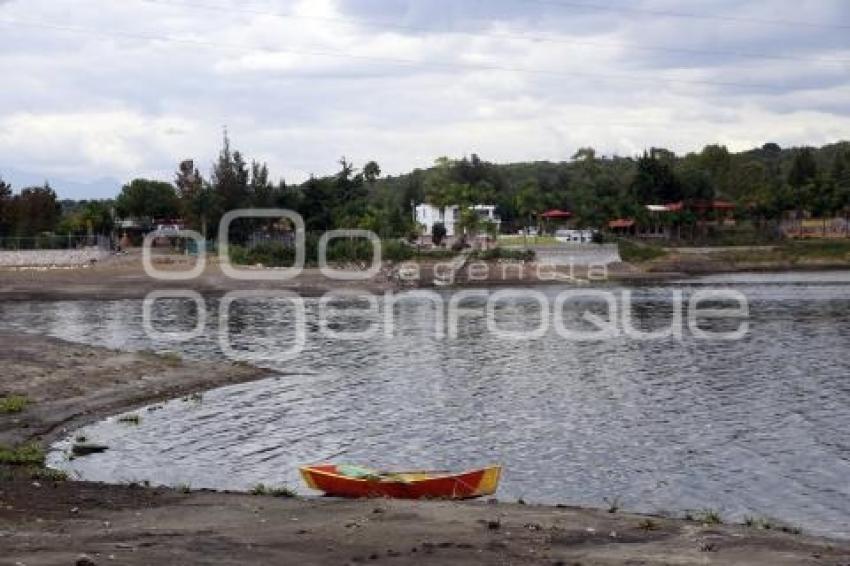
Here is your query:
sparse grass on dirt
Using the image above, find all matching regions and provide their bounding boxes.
[0,394,28,414]
[619,240,668,263]
[0,443,45,466]
[251,483,297,498]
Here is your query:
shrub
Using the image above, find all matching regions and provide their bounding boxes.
[0,395,28,414]
[476,247,535,261]
[0,443,45,466]
[383,240,414,262]
[695,509,723,525]
[618,240,667,263]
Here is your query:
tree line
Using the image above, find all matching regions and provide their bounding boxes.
[2,136,849,242]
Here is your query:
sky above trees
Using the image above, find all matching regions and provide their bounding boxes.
[0,0,848,198]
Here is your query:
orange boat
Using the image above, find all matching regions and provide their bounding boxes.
[299,464,501,500]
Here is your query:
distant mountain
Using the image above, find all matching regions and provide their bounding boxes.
[0,167,122,200]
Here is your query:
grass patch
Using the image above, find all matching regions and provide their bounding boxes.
[718,239,850,265]
[177,483,192,493]
[618,240,667,263]
[159,351,183,365]
[0,395,29,414]
[251,483,297,498]
[781,239,850,260]
[744,516,802,534]
[498,235,559,246]
[0,443,45,466]
[474,247,536,262]
[695,509,723,525]
[29,466,68,482]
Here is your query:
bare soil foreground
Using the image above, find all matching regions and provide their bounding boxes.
[1,334,848,565]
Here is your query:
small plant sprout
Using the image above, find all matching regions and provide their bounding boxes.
[269,486,297,498]
[251,484,297,498]
[696,509,723,525]
[604,495,622,514]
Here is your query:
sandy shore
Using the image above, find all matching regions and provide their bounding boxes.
[0,251,651,302]
[1,333,848,565]
[4,248,850,305]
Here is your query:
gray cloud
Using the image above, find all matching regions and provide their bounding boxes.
[0,0,848,199]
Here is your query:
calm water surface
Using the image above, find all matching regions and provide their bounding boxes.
[2,273,848,537]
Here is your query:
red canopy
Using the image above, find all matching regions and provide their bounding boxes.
[540,209,573,219]
[608,218,635,229]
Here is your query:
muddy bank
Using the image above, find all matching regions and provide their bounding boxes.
[0,332,271,447]
[1,334,848,564]
[644,246,850,276]
[4,481,848,566]
[0,253,393,302]
[0,252,670,303]
[3,248,850,303]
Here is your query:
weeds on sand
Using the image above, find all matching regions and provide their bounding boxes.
[28,467,68,482]
[177,483,192,493]
[695,509,723,525]
[251,483,297,498]
[0,443,45,466]
[0,395,28,414]
[604,495,622,513]
[159,351,183,365]
[744,516,801,534]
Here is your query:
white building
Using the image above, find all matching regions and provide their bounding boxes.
[415,204,459,237]
[554,228,597,244]
[414,203,501,239]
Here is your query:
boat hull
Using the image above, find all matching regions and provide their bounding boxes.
[300,465,501,500]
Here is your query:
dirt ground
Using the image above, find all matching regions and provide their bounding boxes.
[2,247,850,303]
[0,333,848,565]
[0,250,663,302]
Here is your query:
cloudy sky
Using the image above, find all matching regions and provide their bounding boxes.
[0,0,848,198]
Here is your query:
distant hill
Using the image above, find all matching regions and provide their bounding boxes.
[0,167,121,200]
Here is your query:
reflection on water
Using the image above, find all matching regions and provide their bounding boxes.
[2,275,849,538]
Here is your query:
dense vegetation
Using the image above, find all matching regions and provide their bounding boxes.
[2,136,849,246]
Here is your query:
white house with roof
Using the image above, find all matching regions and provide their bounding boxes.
[415,203,501,239]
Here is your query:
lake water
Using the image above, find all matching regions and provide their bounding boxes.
[2,273,848,538]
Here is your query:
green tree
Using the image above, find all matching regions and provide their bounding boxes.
[175,160,213,238]
[632,149,681,204]
[57,201,114,236]
[333,157,368,227]
[698,144,731,196]
[116,179,181,220]
[788,147,818,222]
[0,178,12,236]
[13,183,61,236]
[831,151,850,231]
[363,161,381,183]
[514,178,544,232]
